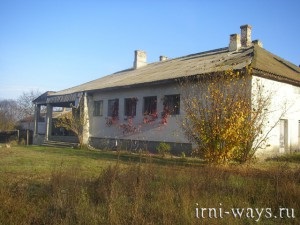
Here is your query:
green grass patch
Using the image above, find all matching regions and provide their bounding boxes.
[266,152,300,163]
[0,146,299,224]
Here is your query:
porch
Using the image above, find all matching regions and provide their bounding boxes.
[32,91,84,146]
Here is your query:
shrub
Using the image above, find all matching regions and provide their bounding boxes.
[156,142,171,157]
[181,152,186,158]
[180,68,278,164]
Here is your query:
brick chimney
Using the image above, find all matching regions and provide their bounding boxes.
[133,50,147,69]
[240,24,252,47]
[159,55,168,61]
[252,39,263,48]
[228,34,241,51]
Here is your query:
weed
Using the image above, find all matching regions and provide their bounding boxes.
[156,142,171,157]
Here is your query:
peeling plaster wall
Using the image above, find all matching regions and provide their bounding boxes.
[253,75,300,158]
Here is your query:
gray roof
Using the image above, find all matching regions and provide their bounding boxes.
[49,47,253,97]
[252,46,300,84]
[45,45,300,102]
[32,91,56,104]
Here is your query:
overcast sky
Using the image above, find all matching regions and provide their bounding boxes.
[1,0,299,100]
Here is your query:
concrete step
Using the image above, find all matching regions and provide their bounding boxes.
[42,140,79,148]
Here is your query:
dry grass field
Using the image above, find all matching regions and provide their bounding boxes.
[0,145,299,224]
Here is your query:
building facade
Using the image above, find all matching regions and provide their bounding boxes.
[33,25,300,157]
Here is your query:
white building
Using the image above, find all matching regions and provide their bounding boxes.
[33,25,300,157]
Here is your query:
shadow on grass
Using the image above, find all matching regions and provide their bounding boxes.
[31,146,206,167]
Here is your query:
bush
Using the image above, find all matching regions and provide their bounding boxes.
[181,152,186,158]
[156,142,171,157]
[180,69,275,164]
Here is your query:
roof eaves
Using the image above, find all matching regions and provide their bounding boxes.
[46,92,83,104]
[252,68,300,87]
[32,91,56,104]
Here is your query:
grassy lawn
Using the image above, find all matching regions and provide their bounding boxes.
[0,145,299,225]
[0,146,109,181]
[0,145,204,179]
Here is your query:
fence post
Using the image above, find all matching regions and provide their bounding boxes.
[27,129,29,146]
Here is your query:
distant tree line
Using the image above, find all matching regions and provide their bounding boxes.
[0,90,41,131]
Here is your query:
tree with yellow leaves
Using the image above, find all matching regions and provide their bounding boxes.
[180,67,275,164]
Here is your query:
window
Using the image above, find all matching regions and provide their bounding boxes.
[163,94,180,115]
[108,99,119,118]
[93,100,103,116]
[143,96,157,115]
[124,98,137,117]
